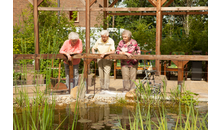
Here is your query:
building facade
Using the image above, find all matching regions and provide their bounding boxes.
[13,0,105,27]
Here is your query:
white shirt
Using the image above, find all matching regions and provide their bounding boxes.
[93,37,115,54]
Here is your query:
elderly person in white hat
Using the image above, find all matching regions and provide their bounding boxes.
[59,32,83,92]
[116,30,141,93]
[92,30,115,94]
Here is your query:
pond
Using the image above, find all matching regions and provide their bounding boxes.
[14,100,208,130]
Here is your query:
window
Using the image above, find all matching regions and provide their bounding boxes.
[69,11,79,22]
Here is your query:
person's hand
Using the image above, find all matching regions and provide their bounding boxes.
[100,53,106,58]
[125,53,133,58]
[70,52,75,55]
[66,53,72,61]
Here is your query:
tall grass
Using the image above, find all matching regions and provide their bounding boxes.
[116,80,208,130]
[13,30,81,129]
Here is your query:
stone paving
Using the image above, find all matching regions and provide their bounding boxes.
[13,76,208,101]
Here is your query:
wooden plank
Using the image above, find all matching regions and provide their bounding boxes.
[79,0,85,5]
[161,6,208,11]
[164,0,174,7]
[148,0,157,7]
[109,0,119,7]
[28,0,44,6]
[177,61,183,91]
[68,60,74,93]
[34,0,39,70]
[107,11,208,16]
[162,0,167,6]
[13,54,208,61]
[90,0,97,7]
[38,6,208,12]
[155,0,162,75]
[91,7,157,11]
[38,7,85,11]
[85,0,90,93]
[103,0,107,29]
[90,6,208,11]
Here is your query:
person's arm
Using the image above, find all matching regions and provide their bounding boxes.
[71,39,83,54]
[92,47,96,54]
[92,39,98,54]
[59,40,72,60]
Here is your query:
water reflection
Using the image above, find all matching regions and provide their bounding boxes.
[52,102,207,130]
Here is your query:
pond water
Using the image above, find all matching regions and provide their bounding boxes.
[51,102,208,130]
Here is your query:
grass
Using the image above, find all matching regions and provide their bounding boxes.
[115,80,208,130]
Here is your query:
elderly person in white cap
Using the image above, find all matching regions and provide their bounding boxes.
[59,32,83,92]
[116,30,141,93]
[92,30,115,94]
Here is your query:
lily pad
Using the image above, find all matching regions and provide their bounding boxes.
[111,126,120,129]
[106,123,114,127]
[122,116,134,120]
[171,115,186,119]
[109,114,118,117]
[78,119,92,123]
[166,113,177,116]
[91,125,104,130]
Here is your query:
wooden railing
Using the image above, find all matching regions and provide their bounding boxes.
[13,54,208,93]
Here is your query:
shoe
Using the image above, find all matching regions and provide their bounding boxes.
[122,91,128,94]
[104,90,117,95]
[99,90,106,94]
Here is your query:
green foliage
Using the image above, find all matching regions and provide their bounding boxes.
[13,0,80,77]
[130,21,156,50]
[170,85,199,106]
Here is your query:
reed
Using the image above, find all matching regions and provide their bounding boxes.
[13,29,82,130]
[116,80,208,130]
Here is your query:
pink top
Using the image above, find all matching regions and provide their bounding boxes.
[116,39,141,67]
[59,39,83,65]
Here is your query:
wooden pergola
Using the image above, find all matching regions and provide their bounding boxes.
[14,0,208,93]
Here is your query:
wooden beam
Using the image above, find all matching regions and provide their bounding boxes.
[34,0,39,70]
[155,0,162,75]
[85,0,90,93]
[162,7,208,11]
[107,11,208,16]
[177,61,183,91]
[68,60,74,94]
[162,0,167,6]
[79,0,85,5]
[13,54,208,61]
[148,0,157,7]
[164,0,174,7]
[90,6,208,11]
[90,0,96,7]
[38,6,208,12]
[103,0,107,29]
[38,7,85,11]
[91,7,157,11]
[109,0,119,7]
[28,0,44,6]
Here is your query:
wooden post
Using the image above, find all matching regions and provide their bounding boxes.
[155,0,162,75]
[69,60,74,94]
[84,0,90,93]
[177,61,183,92]
[103,0,107,29]
[34,0,39,70]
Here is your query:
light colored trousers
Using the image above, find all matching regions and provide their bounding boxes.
[64,63,79,90]
[121,64,138,91]
[97,59,112,90]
